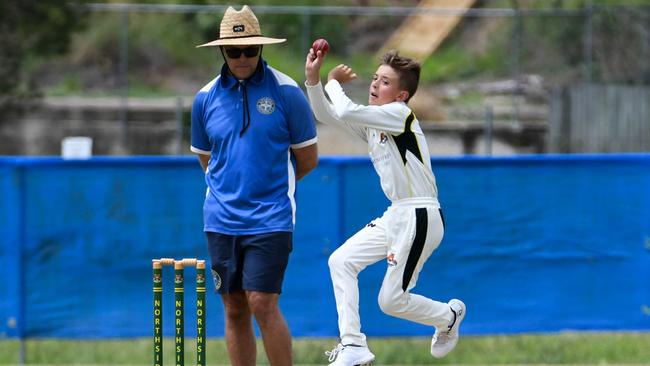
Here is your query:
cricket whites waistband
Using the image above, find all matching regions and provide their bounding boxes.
[391,197,440,209]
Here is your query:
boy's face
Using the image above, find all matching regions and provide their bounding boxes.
[368,65,407,106]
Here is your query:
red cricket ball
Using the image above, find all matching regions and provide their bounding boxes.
[312,38,330,57]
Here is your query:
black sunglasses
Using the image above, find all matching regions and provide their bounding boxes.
[223,46,261,59]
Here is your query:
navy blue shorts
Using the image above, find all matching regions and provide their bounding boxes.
[206,231,292,294]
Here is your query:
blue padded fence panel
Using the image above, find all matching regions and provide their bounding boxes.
[16,158,220,338]
[0,154,649,339]
[0,162,22,338]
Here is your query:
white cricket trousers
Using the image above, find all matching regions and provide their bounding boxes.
[328,197,454,347]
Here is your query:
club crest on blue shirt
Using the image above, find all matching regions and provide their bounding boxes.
[256,97,276,115]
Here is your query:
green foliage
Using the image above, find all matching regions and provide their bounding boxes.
[0,0,84,98]
[18,2,650,97]
[420,42,510,83]
[420,45,472,82]
[46,75,83,96]
[347,52,386,79]
[520,13,584,67]
[263,46,372,84]
[71,11,213,69]
[454,90,485,106]
[590,6,650,83]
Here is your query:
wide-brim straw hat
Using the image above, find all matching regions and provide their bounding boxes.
[197,5,286,47]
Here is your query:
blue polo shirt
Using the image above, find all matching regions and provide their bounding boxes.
[191,60,317,235]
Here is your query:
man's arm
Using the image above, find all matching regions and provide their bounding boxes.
[292,143,318,180]
[190,90,212,172]
[197,154,210,172]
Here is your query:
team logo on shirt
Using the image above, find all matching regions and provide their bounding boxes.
[379,132,388,144]
[387,252,397,266]
[257,97,276,115]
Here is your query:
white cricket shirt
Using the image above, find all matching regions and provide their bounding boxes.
[306,80,438,202]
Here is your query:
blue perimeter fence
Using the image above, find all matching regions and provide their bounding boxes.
[1,154,649,340]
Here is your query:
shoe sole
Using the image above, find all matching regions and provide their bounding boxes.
[354,356,375,366]
[328,355,375,366]
[330,359,373,366]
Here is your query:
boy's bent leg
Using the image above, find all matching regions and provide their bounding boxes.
[328,223,388,347]
[378,206,453,329]
[247,291,292,366]
[222,292,256,366]
[378,280,452,328]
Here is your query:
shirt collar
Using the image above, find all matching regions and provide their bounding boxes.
[219,58,266,89]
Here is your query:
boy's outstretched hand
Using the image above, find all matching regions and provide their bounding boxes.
[327,64,358,85]
[305,48,325,86]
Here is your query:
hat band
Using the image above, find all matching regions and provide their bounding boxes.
[219,34,264,40]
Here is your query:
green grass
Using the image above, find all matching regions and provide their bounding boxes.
[1,333,649,365]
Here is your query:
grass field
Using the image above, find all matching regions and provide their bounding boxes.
[1,332,649,365]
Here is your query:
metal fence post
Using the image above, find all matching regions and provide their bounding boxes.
[175,97,184,155]
[583,0,593,83]
[18,165,26,366]
[511,7,522,125]
[119,9,129,154]
[484,104,493,156]
[301,10,311,83]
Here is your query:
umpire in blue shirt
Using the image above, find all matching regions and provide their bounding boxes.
[191,5,318,366]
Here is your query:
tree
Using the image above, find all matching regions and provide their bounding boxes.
[0,0,84,102]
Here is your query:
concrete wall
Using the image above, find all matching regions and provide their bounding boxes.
[0,97,187,156]
[0,97,547,156]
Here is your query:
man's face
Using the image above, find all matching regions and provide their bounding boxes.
[222,45,261,79]
[368,65,406,106]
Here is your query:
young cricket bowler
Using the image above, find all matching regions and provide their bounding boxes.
[305,45,466,366]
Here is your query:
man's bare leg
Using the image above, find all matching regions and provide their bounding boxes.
[247,291,292,366]
[222,292,256,366]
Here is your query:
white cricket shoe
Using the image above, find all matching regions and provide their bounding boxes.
[431,299,466,358]
[326,343,375,366]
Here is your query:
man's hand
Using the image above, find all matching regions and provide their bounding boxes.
[305,48,326,86]
[327,64,357,84]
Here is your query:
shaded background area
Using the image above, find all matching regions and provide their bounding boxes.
[2,1,650,156]
[1,155,649,340]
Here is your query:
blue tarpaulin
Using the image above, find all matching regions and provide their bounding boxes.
[1,154,649,339]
